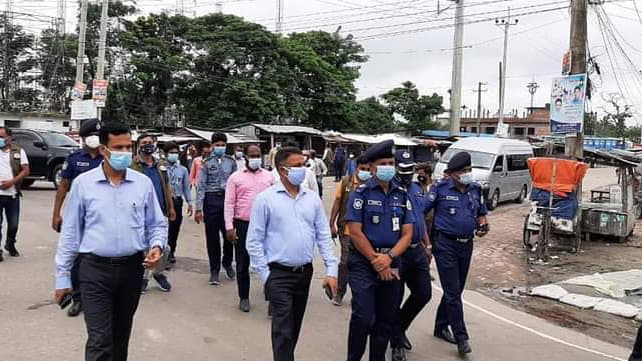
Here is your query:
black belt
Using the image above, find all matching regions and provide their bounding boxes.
[269,262,312,273]
[80,252,143,265]
[435,231,472,243]
[206,191,225,196]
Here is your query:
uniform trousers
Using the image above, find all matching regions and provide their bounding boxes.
[79,252,144,361]
[203,193,233,276]
[348,250,402,361]
[432,232,473,343]
[630,322,642,361]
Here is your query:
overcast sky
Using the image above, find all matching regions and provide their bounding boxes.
[10,0,642,125]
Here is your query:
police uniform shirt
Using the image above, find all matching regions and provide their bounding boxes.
[61,149,103,182]
[424,178,487,239]
[407,181,428,244]
[345,178,415,248]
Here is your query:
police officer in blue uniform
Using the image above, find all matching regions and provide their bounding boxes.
[390,150,432,361]
[51,119,103,317]
[345,140,415,361]
[425,151,489,356]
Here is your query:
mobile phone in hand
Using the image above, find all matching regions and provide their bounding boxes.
[323,284,334,301]
[59,293,73,309]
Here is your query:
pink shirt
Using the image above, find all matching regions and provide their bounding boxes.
[189,157,204,186]
[224,168,275,231]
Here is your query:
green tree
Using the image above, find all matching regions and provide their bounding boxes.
[350,97,396,134]
[381,81,444,135]
[0,16,36,111]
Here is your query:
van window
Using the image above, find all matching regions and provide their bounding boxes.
[507,154,529,171]
[440,149,495,169]
[493,156,504,172]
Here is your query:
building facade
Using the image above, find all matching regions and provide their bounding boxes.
[0,112,76,132]
[459,106,551,139]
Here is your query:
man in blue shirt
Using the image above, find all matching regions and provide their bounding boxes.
[194,132,237,285]
[165,142,193,264]
[425,151,489,356]
[345,140,414,361]
[390,150,433,361]
[54,122,167,361]
[246,145,338,361]
[51,119,103,317]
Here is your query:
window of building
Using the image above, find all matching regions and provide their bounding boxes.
[514,127,525,136]
[528,127,535,135]
[507,154,529,171]
[4,120,20,128]
[485,127,495,134]
[63,121,70,127]
[470,127,477,133]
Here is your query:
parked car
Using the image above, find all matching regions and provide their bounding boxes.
[12,129,79,189]
[433,137,534,210]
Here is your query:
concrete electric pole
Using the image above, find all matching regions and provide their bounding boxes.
[449,0,464,136]
[75,0,88,85]
[527,80,539,113]
[568,0,587,159]
[495,7,518,126]
[95,0,109,120]
[474,82,488,136]
[276,0,284,33]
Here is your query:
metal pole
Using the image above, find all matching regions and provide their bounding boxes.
[474,82,487,136]
[95,0,109,120]
[276,0,284,33]
[449,0,464,136]
[75,0,88,84]
[527,80,539,114]
[498,8,509,125]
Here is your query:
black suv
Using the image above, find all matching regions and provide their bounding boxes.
[12,129,79,188]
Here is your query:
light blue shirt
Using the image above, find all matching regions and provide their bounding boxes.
[55,165,168,289]
[168,162,192,204]
[196,155,237,211]
[246,182,339,284]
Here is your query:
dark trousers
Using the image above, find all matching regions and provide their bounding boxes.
[265,265,313,361]
[392,244,432,347]
[203,193,233,275]
[337,234,351,298]
[348,250,402,361]
[334,161,345,181]
[234,219,250,300]
[71,257,82,303]
[168,197,184,256]
[79,253,144,361]
[630,322,642,361]
[433,233,473,343]
[0,195,20,248]
[316,176,324,198]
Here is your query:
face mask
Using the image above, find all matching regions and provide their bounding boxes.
[376,165,396,182]
[108,150,132,171]
[397,173,413,185]
[247,158,262,170]
[418,175,428,184]
[235,151,244,159]
[457,172,474,185]
[85,135,100,149]
[140,143,156,155]
[284,167,306,186]
[357,170,372,182]
[0,138,6,148]
[213,146,226,157]
[167,153,179,163]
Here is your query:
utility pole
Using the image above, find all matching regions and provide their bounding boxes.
[3,0,13,111]
[449,0,464,136]
[568,0,587,159]
[95,0,109,120]
[75,0,88,85]
[527,80,539,113]
[56,0,66,35]
[215,1,222,13]
[474,82,488,136]
[495,7,518,125]
[276,0,284,33]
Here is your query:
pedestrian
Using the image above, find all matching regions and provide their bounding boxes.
[234,145,246,171]
[165,142,193,264]
[273,144,318,195]
[0,126,29,260]
[328,155,371,306]
[415,162,435,236]
[345,140,414,361]
[194,132,237,285]
[131,133,176,293]
[390,150,433,361]
[310,150,327,198]
[224,144,275,312]
[54,122,167,361]
[334,143,347,182]
[189,140,211,190]
[51,119,103,317]
[246,145,338,361]
[346,153,357,177]
[629,323,642,361]
[426,151,489,356]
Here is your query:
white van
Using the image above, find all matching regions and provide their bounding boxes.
[432,137,534,210]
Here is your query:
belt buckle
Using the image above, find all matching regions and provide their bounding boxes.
[292,265,304,273]
[457,238,469,243]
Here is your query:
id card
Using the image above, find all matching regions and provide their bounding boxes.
[392,217,400,232]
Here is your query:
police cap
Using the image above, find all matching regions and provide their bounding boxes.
[79,119,101,138]
[394,149,415,174]
[364,139,394,162]
[446,151,471,173]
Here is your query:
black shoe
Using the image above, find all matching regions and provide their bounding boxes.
[168,254,176,264]
[239,299,251,312]
[4,245,19,257]
[391,347,407,361]
[434,328,457,344]
[209,274,220,285]
[457,340,472,356]
[141,278,149,294]
[153,273,171,292]
[400,334,412,350]
[67,302,82,317]
[224,265,236,280]
[0,251,4,262]
[267,303,273,318]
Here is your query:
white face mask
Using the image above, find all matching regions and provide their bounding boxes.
[85,135,100,149]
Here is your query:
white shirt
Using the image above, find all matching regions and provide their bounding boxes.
[0,148,28,196]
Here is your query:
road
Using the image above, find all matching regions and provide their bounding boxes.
[0,175,633,361]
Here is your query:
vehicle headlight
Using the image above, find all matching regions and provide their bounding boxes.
[479,180,489,188]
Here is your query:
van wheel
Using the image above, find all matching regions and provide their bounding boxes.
[515,185,527,203]
[488,189,500,210]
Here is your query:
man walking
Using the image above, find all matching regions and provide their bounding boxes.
[334,144,347,182]
[246,145,338,361]
[224,144,274,312]
[51,119,103,317]
[54,122,167,361]
[165,142,193,264]
[310,150,327,198]
[0,126,29,259]
[194,133,237,285]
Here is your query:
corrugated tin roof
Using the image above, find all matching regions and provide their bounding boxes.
[252,123,324,135]
[323,131,418,146]
[185,128,263,144]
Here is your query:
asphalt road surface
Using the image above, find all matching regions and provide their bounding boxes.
[0,179,632,361]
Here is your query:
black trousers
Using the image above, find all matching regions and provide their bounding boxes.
[203,193,233,275]
[234,219,250,300]
[265,264,313,361]
[71,257,82,303]
[79,252,144,361]
[630,322,642,361]
[0,195,20,248]
[167,197,184,256]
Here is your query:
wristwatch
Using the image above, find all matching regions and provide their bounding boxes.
[386,250,395,260]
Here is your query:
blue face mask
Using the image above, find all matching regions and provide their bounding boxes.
[375,165,396,182]
[247,158,262,171]
[0,138,6,148]
[213,146,226,157]
[458,172,474,185]
[357,170,372,182]
[108,150,132,171]
[235,151,244,159]
[167,153,179,163]
[285,167,306,186]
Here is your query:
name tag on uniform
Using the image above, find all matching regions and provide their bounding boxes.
[367,200,382,206]
[446,196,459,201]
[76,161,90,167]
[392,217,400,231]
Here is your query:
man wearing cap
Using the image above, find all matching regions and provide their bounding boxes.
[345,140,414,361]
[390,150,432,361]
[51,119,104,317]
[425,151,489,356]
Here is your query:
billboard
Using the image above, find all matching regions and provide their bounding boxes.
[71,82,86,101]
[92,79,109,107]
[71,99,97,120]
[550,74,586,134]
